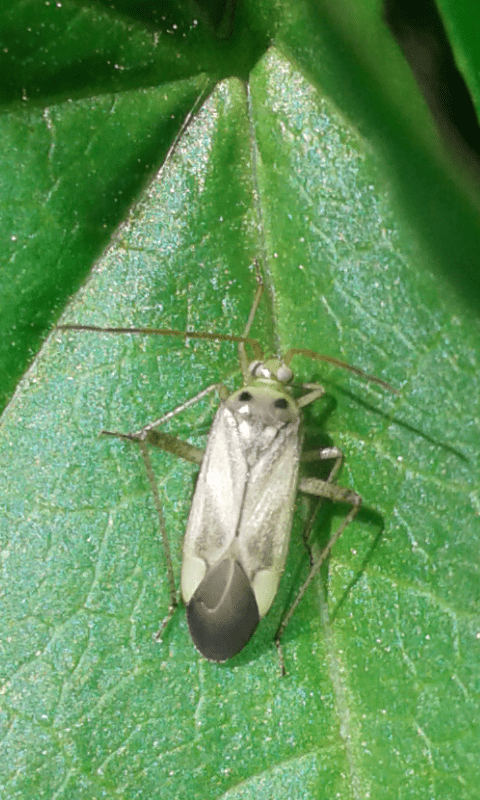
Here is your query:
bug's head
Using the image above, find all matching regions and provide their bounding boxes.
[226,358,298,427]
[247,358,294,387]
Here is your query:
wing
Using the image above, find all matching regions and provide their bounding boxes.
[181,403,248,603]
[180,398,302,616]
[236,419,301,616]
[179,396,302,660]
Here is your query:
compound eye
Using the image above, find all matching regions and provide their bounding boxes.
[276,364,294,383]
[273,397,289,409]
[238,391,253,402]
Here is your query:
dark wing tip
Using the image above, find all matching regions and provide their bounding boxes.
[186,558,260,661]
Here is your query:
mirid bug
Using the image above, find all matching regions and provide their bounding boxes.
[59,279,395,673]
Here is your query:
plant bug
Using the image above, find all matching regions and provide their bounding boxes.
[59,279,396,674]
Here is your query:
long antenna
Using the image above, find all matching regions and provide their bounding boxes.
[284,347,399,394]
[56,324,264,361]
[57,326,397,393]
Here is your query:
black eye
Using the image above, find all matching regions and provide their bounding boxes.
[239,391,252,401]
[274,398,288,409]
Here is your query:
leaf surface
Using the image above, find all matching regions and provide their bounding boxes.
[1,4,480,800]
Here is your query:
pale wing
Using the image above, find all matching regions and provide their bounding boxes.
[237,422,302,615]
[181,404,248,601]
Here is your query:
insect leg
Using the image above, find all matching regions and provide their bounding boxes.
[102,381,228,464]
[299,446,344,569]
[101,382,225,642]
[275,451,361,676]
[297,383,326,408]
[302,445,343,480]
[101,427,203,463]
[138,439,178,640]
[126,381,228,437]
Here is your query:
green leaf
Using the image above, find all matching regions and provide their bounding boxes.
[1,4,480,800]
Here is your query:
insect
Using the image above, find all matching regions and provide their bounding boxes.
[59,279,395,674]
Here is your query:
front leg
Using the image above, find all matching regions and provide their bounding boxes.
[100,385,222,641]
[102,427,204,466]
[101,379,226,465]
[101,428,206,638]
